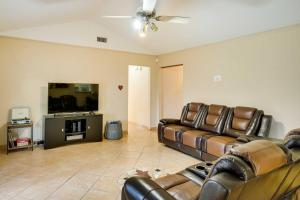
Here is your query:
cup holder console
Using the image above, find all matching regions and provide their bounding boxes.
[195,165,205,170]
[186,162,214,179]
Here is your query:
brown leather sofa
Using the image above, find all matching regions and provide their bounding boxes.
[122,130,300,200]
[158,102,273,160]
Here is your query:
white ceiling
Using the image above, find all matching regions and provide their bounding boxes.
[1,0,300,55]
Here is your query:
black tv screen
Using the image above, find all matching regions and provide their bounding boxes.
[48,83,99,114]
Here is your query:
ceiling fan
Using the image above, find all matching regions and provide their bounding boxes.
[102,0,190,37]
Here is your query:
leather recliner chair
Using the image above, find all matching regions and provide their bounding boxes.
[179,104,230,160]
[158,103,206,151]
[201,106,266,160]
[122,134,300,200]
[158,103,272,161]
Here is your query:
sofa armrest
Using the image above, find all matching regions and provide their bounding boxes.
[160,118,181,125]
[158,119,181,143]
[122,177,175,200]
[284,128,300,149]
[236,135,256,143]
[236,135,264,143]
[198,173,243,200]
[236,135,282,144]
[257,115,272,137]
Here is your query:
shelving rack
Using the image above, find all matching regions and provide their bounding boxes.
[7,122,33,154]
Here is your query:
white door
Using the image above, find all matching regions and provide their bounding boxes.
[161,65,183,119]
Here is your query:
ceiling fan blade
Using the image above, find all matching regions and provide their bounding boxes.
[142,0,157,13]
[155,16,191,24]
[102,16,134,19]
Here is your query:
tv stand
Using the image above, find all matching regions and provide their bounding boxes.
[43,113,103,149]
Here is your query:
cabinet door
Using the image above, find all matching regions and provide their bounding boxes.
[44,118,65,149]
[86,116,102,142]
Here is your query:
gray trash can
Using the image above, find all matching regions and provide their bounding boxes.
[104,120,123,140]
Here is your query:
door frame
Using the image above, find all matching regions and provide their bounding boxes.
[128,65,151,129]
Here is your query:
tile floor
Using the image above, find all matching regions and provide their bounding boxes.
[0,124,199,200]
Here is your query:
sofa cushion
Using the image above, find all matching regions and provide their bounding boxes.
[164,125,192,141]
[206,136,236,157]
[155,173,201,200]
[206,105,226,125]
[232,107,256,131]
[182,130,211,148]
[198,104,229,134]
[155,174,189,190]
[180,102,205,128]
[230,140,288,176]
[223,107,264,138]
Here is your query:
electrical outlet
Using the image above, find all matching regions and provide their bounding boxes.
[213,75,222,82]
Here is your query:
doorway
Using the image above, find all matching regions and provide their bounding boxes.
[128,65,151,129]
[160,65,183,119]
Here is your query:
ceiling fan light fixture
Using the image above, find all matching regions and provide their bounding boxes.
[139,31,146,38]
[150,22,158,32]
[139,23,148,37]
[142,23,148,32]
[133,19,142,30]
[102,0,190,37]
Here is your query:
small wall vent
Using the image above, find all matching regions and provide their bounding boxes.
[97,36,108,43]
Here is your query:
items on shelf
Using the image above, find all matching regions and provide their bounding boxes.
[16,138,30,147]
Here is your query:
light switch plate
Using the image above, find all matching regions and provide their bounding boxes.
[213,75,222,82]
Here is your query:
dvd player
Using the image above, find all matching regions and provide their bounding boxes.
[11,119,32,125]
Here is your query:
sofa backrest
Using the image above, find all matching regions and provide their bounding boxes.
[180,102,205,128]
[199,140,292,200]
[197,104,229,134]
[222,106,264,138]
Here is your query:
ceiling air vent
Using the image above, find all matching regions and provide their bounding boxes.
[97,36,108,43]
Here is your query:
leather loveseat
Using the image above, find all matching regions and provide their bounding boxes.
[158,102,273,160]
[122,130,300,200]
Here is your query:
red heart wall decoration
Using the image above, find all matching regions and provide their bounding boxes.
[118,85,124,91]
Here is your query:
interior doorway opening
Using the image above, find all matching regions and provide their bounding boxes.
[160,64,183,119]
[128,65,151,129]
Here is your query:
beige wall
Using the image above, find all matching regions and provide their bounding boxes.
[0,37,158,145]
[1,24,299,144]
[158,24,300,139]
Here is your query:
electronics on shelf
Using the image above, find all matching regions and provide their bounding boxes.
[10,107,32,125]
[66,134,84,141]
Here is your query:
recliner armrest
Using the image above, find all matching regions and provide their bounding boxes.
[236,135,282,144]
[160,118,181,125]
[122,177,175,200]
[257,115,272,137]
[236,135,257,143]
[198,172,244,200]
[284,128,300,149]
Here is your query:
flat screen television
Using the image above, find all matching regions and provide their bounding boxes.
[48,83,99,114]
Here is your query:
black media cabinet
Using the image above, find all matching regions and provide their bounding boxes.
[43,113,103,149]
